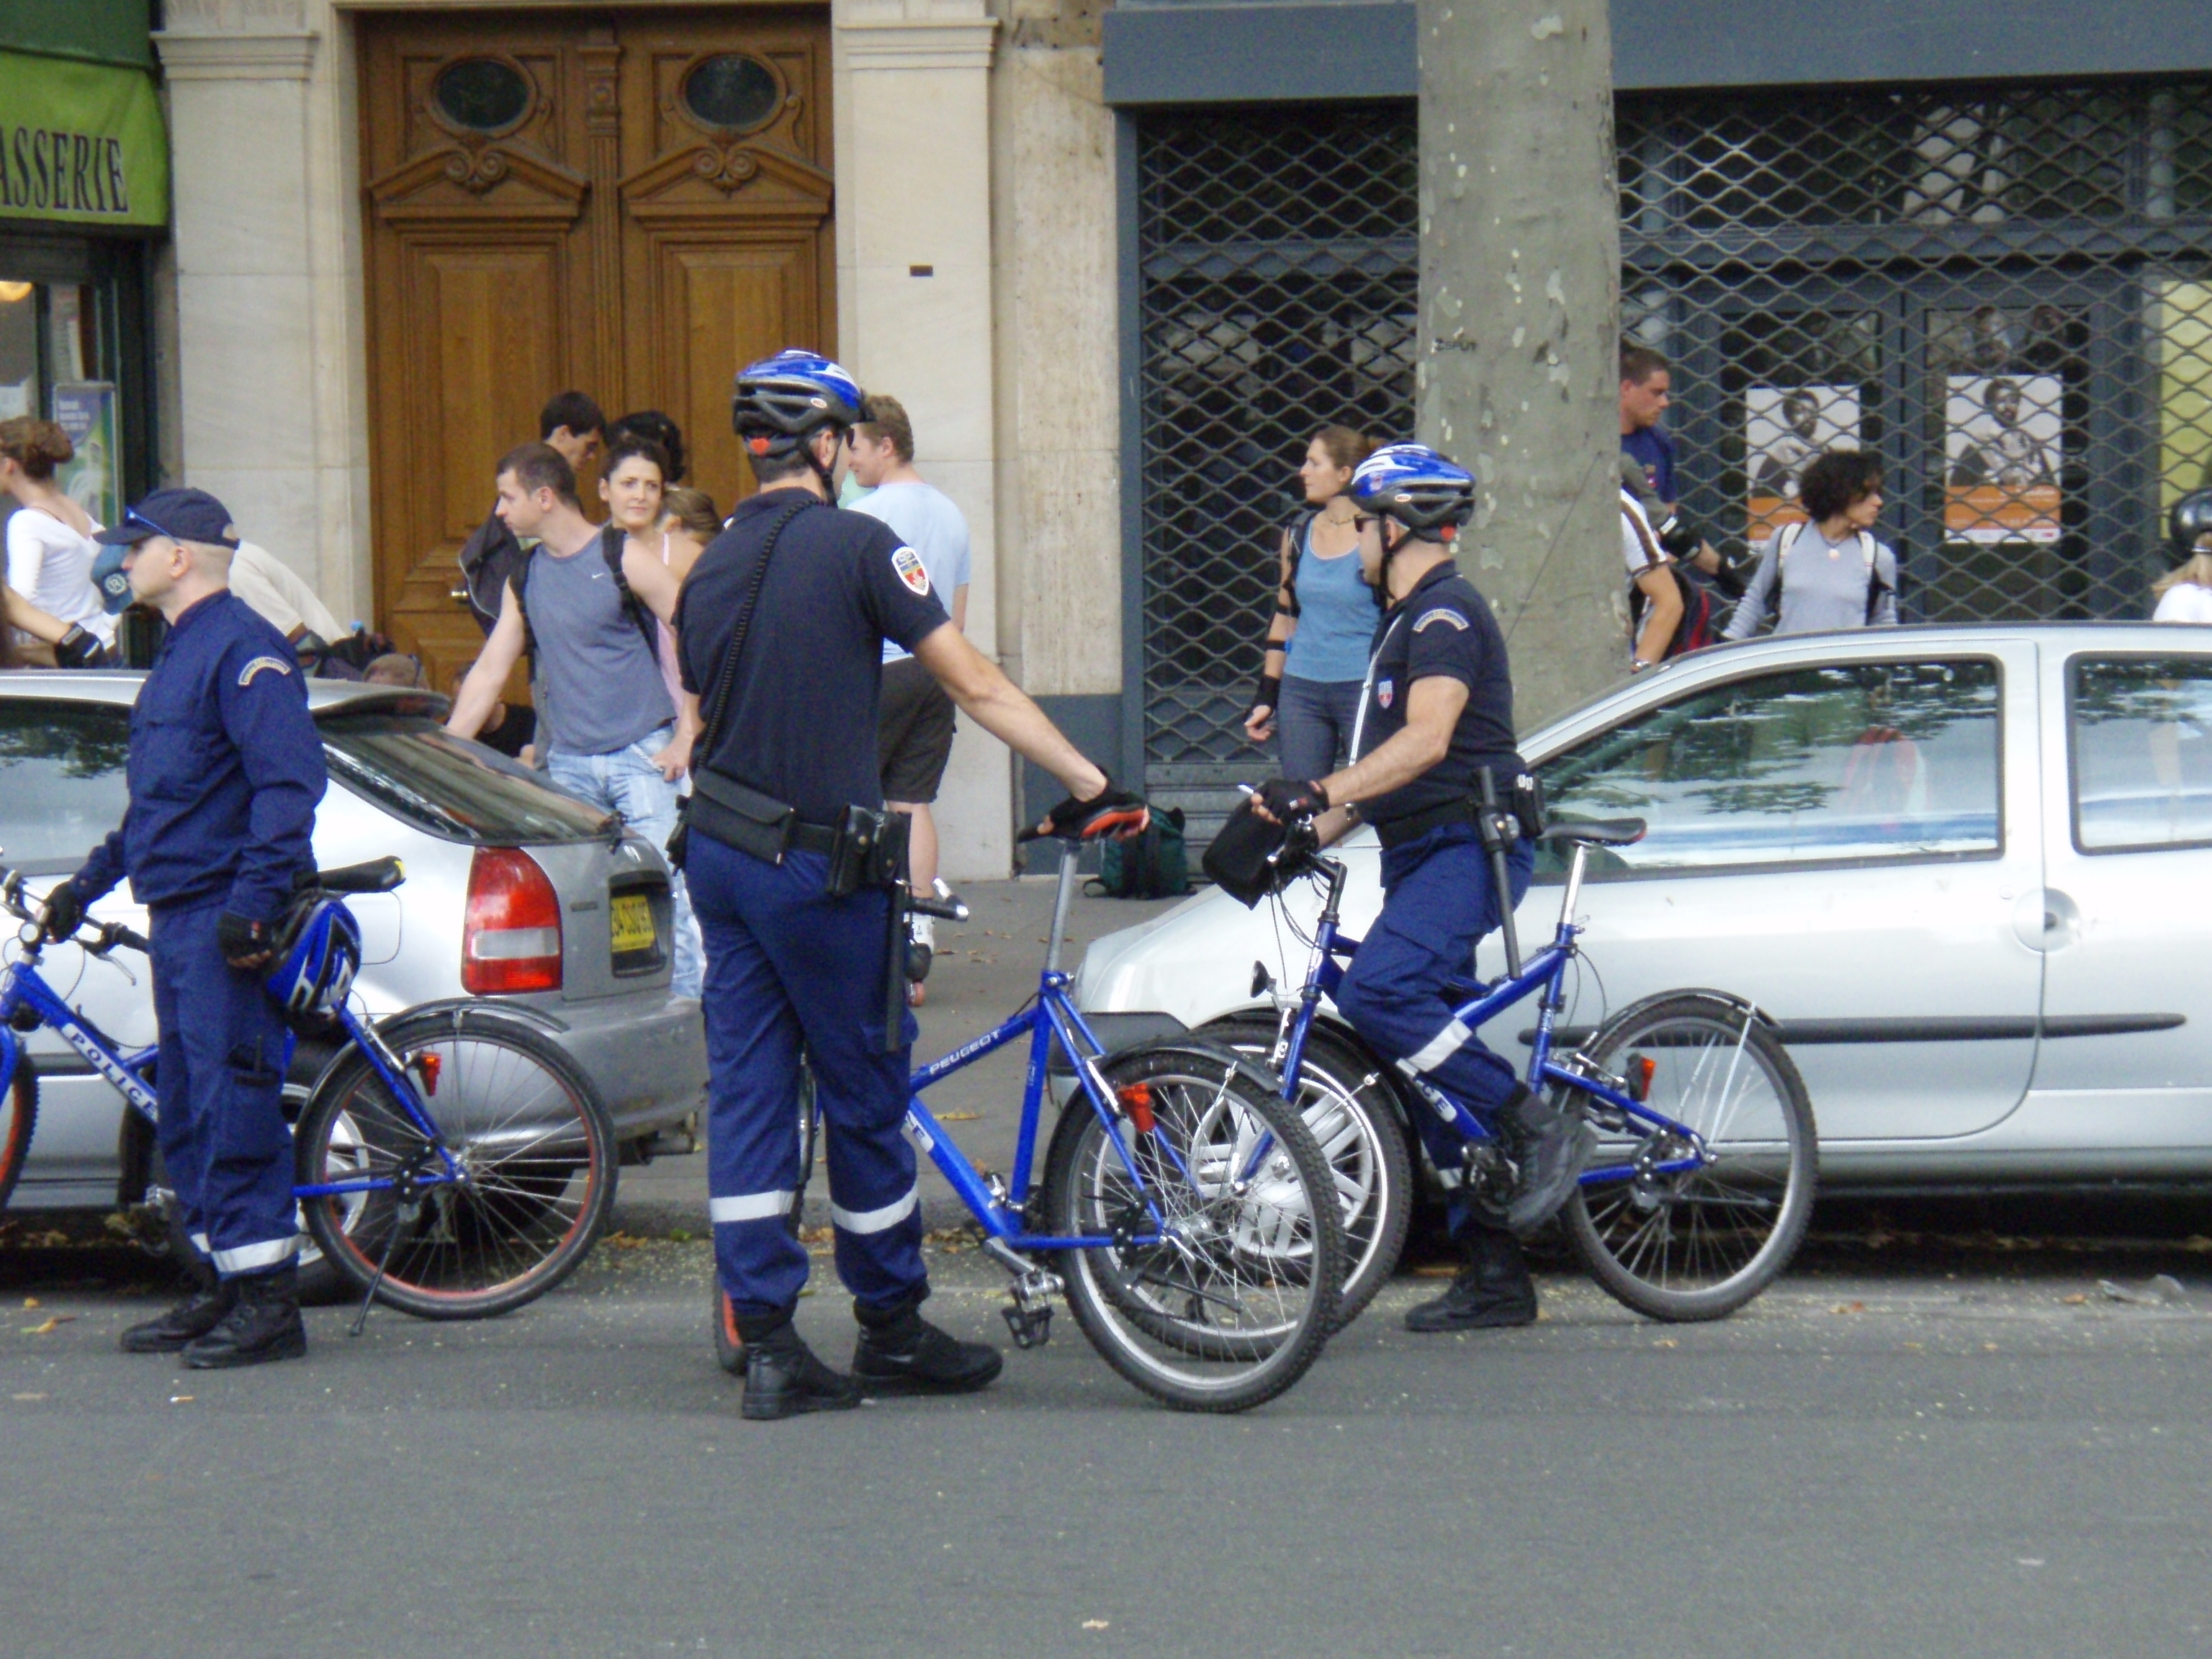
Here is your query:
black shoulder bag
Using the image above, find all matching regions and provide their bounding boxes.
[663,495,819,873]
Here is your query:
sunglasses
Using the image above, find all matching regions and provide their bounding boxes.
[123,506,184,544]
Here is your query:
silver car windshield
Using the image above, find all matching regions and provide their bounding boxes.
[319,711,613,844]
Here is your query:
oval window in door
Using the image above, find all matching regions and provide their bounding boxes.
[682,55,781,134]
[433,58,533,135]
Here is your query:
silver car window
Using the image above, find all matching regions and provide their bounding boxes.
[319,711,614,844]
[2069,655,2212,853]
[1537,658,2002,875]
[0,699,133,874]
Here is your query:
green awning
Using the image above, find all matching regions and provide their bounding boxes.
[0,50,167,229]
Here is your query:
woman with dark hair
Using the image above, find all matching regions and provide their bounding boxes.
[608,410,685,486]
[0,416,113,655]
[1244,424,1377,778]
[1723,449,1899,639]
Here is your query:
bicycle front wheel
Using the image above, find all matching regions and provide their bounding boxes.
[0,1048,36,1213]
[1044,1041,1341,1413]
[297,1007,616,1320]
[1562,990,1817,1322]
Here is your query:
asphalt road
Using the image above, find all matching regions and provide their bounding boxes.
[9,880,2212,1656]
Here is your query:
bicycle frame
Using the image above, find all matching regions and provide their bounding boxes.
[901,841,1223,1254]
[1269,840,1717,1187]
[0,930,466,1205]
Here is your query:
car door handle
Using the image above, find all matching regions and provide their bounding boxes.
[2011,887,2081,953]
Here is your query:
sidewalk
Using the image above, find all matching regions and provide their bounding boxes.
[614,876,1192,1237]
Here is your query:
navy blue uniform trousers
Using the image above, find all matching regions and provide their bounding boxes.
[688,831,927,1318]
[1335,824,1535,1182]
[149,901,297,1278]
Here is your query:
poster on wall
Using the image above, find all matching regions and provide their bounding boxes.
[1943,374,2062,544]
[51,382,119,531]
[1744,385,1861,538]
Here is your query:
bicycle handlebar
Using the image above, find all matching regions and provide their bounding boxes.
[910,892,969,924]
[0,866,150,957]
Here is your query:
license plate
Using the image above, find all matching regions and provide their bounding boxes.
[610,893,657,956]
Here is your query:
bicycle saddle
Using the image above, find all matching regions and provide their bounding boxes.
[1536,817,1646,847]
[315,855,406,894]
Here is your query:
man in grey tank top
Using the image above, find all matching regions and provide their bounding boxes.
[446,443,703,997]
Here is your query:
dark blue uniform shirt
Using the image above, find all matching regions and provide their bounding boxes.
[1356,562,1524,827]
[1621,426,1678,505]
[678,491,950,824]
[76,590,326,920]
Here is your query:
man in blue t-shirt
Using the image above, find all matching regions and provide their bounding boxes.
[1619,343,1678,505]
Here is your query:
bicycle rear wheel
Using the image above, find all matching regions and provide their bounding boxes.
[1044,1041,1341,1413]
[1199,1016,1413,1332]
[0,1050,36,1213]
[297,1007,616,1320]
[1561,990,1817,1322]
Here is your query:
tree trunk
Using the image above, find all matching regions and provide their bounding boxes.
[1417,0,1624,727]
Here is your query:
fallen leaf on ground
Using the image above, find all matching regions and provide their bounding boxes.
[1082,1621,1110,1631]
[21,1297,39,1309]
[20,1315,74,1335]
[938,1112,981,1123]
[12,1392,47,1401]
[1651,1338,1677,1349]
[1831,1301,1867,1315]
[2062,1292,2088,1305]
[168,1395,194,1404]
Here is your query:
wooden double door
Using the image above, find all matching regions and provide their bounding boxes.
[359,8,833,686]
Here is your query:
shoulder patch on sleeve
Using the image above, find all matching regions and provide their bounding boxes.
[238,655,294,687]
[1412,606,1470,633]
[890,543,931,597]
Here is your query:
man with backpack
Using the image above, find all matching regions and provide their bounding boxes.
[444,442,703,997]
[457,392,607,639]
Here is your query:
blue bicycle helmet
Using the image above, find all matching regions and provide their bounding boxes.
[265,897,362,1026]
[91,543,132,614]
[1350,443,1476,535]
[732,349,866,449]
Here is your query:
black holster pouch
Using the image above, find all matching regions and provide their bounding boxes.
[826,804,901,899]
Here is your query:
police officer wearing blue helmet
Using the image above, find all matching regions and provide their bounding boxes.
[1251,444,1587,1334]
[41,487,327,1367]
[681,350,1143,1419]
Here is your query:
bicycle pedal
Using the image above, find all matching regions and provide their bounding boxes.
[1002,1302,1053,1350]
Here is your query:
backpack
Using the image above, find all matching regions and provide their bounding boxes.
[1773,521,1892,625]
[457,508,524,638]
[1623,489,1719,658]
[1087,806,1190,899]
[508,524,662,662]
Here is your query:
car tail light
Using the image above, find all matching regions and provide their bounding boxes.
[463,848,562,994]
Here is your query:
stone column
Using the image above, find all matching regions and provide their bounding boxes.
[833,0,1010,878]
[154,0,370,624]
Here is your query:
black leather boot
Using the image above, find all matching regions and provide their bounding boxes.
[853,1292,1002,1395]
[1497,1084,1596,1233]
[181,1264,307,1370]
[738,1310,860,1421]
[1404,1218,1538,1333]
[120,1259,237,1354]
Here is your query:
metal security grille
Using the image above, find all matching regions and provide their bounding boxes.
[1620,81,2212,623]
[1133,109,1416,834]
[1133,84,2212,830]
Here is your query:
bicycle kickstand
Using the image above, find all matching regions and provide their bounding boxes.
[981,1236,1062,1350]
[348,1190,423,1339]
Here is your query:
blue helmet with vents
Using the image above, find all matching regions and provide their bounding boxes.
[1351,444,1476,534]
[732,349,866,452]
[265,896,362,1028]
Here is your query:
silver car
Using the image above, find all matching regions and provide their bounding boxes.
[1078,624,2212,1190]
[1,672,706,1215]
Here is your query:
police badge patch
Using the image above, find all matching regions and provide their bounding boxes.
[238,655,293,686]
[1377,678,1395,709]
[891,544,931,596]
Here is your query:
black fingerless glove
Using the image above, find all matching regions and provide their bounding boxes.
[53,625,105,669]
[39,881,83,943]
[1033,783,1148,842]
[1251,673,1282,716]
[217,911,276,966]
[1256,778,1329,822]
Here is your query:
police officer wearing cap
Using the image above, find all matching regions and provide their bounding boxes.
[1250,444,1586,1335]
[41,487,327,1367]
[682,351,1141,1419]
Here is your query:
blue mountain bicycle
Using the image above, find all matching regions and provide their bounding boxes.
[1218,792,1817,1326]
[0,860,616,1321]
[715,822,1344,1413]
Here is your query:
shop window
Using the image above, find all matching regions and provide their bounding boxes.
[0,276,114,526]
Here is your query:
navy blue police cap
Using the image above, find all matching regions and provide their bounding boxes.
[93,487,242,550]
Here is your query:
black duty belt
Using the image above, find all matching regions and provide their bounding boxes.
[685,770,840,864]
[1372,797,1485,850]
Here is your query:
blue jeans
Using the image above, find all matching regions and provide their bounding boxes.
[1277,675,1365,780]
[547,726,703,997]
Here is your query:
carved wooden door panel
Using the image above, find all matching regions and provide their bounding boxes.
[358,10,833,691]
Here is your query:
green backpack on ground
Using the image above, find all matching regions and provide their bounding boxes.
[1087,806,1190,899]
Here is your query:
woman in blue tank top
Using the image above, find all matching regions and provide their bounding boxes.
[1246,426,1376,779]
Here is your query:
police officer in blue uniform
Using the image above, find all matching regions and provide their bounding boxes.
[680,351,1143,1419]
[1251,445,1587,1334]
[41,488,327,1367]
